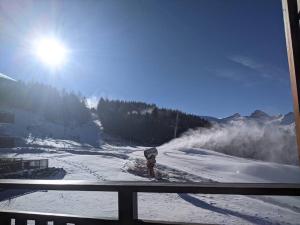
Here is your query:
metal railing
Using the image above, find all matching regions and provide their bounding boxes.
[0,159,49,174]
[0,180,299,225]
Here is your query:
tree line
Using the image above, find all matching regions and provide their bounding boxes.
[0,79,211,145]
[97,98,211,145]
[0,79,91,126]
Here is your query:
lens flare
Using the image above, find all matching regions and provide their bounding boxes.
[34,37,67,68]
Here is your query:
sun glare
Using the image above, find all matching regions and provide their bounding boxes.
[34,37,67,68]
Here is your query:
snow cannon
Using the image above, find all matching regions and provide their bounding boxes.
[144,147,158,178]
[144,147,158,160]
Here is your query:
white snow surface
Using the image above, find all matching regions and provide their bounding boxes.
[0,108,102,147]
[0,140,300,225]
[0,107,300,224]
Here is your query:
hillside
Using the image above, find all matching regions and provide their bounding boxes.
[97,98,211,145]
[0,74,298,165]
[0,137,300,225]
[0,78,91,127]
[0,74,300,224]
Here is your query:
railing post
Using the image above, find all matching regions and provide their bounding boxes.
[54,220,66,225]
[15,219,27,225]
[1,217,11,225]
[118,190,138,225]
[35,219,49,225]
[282,0,300,164]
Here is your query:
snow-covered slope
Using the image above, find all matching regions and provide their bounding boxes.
[0,107,103,147]
[157,145,300,183]
[0,105,299,224]
[0,81,299,224]
[0,141,300,225]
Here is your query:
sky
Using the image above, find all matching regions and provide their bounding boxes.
[0,0,293,118]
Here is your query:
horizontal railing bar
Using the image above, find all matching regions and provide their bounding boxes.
[0,210,215,225]
[139,219,216,225]
[0,209,118,225]
[0,180,299,195]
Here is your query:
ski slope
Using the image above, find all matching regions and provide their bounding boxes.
[0,139,300,225]
[0,106,300,224]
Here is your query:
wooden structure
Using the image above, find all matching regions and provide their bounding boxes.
[0,112,14,124]
[282,0,300,162]
[0,180,299,225]
[0,111,15,148]
[0,136,15,148]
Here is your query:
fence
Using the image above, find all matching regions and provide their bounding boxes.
[0,180,299,225]
[0,159,49,174]
[0,112,14,124]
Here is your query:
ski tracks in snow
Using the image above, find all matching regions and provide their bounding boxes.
[53,157,105,181]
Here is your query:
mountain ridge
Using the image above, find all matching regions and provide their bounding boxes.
[202,110,294,125]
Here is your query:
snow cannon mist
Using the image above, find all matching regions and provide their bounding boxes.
[160,120,298,165]
[144,147,158,178]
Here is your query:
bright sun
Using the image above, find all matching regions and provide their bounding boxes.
[33,37,67,68]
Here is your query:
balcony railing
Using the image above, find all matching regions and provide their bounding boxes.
[0,180,299,225]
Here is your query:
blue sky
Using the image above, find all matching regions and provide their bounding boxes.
[0,0,293,118]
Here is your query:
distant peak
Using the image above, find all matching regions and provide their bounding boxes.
[281,112,294,125]
[285,112,294,116]
[231,113,241,118]
[221,113,241,122]
[250,110,270,118]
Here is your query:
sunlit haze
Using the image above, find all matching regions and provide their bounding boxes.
[33,37,67,68]
[0,0,293,117]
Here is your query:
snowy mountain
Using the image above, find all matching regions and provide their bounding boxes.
[1,94,297,165]
[0,74,299,224]
[0,72,297,165]
[249,110,273,120]
[203,110,295,125]
[281,112,295,125]
[221,113,242,123]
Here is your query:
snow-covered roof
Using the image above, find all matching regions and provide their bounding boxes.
[0,72,16,82]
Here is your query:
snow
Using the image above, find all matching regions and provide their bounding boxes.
[0,140,300,224]
[163,119,298,165]
[155,147,300,183]
[281,112,295,125]
[204,110,295,126]
[0,108,102,147]
[1,107,300,224]
[0,73,16,82]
